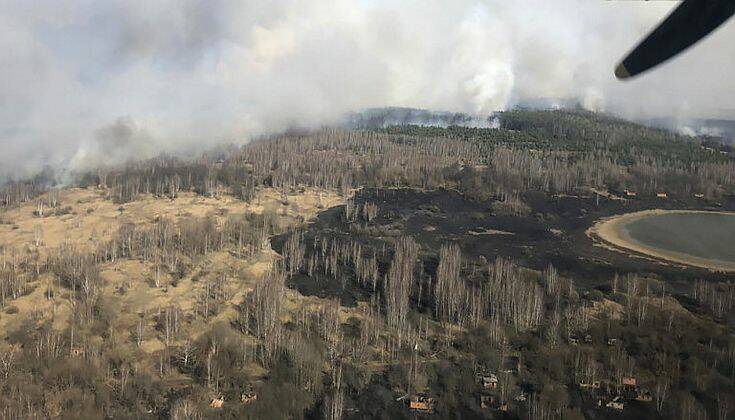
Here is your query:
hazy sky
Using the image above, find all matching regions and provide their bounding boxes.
[2,0,735,179]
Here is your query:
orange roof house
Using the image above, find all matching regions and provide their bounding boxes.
[409,395,435,414]
[241,391,257,405]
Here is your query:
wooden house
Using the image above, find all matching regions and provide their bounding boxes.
[606,396,624,410]
[480,394,495,409]
[478,372,498,390]
[409,395,435,414]
[241,391,257,405]
[579,380,601,390]
[635,389,653,402]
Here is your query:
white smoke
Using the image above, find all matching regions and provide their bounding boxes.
[2,0,735,180]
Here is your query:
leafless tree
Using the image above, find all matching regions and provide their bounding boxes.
[383,237,419,344]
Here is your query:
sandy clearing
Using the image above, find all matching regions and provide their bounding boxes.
[0,273,69,337]
[587,209,735,272]
[0,186,347,346]
[0,186,344,258]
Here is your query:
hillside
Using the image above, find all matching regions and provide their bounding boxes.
[1,110,735,419]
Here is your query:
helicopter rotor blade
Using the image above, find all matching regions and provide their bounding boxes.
[616,0,735,79]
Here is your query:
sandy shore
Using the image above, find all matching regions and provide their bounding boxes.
[587,209,735,272]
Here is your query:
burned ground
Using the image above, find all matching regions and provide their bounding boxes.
[275,187,735,306]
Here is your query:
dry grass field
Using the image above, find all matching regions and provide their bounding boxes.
[0,186,345,349]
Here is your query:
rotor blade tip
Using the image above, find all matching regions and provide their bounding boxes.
[615,62,631,80]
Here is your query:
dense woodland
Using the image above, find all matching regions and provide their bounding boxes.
[0,110,735,419]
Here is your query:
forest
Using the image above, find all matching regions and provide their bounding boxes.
[0,109,734,419]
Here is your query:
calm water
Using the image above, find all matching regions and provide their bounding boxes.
[625,212,735,263]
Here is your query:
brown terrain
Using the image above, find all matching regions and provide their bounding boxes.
[0,186,345,349]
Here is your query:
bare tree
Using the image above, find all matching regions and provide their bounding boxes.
[383,237,419,344]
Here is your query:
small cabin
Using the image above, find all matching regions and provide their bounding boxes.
[606,396,624,410]
[607,338,618,346]
[409,395,435,414]
[694,193,705,199]
[622,377,637,391]
[580,380,601,390]
[636,389,653,402]
[624,190,637,198]
[656,192,668,198]
[478,373,498,390]
[210,397,225,409]
[241,391,257,405]
[480,394,495,409]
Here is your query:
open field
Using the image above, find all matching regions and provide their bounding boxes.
[0,187,343,257]
[0,186,345,342]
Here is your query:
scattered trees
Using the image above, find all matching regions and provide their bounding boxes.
[383,237,419,341]
[0,109,734,418]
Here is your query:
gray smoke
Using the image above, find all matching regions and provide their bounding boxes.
[2,0,735,180]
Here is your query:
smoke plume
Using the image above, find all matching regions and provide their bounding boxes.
[2,0,735,180]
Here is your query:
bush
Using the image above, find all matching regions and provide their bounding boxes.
[55,206,73,216]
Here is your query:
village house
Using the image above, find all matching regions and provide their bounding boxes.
[579,380,601,390]
[409,394,435,414]
[622,377,637,392]
[480,394,495,409]
[477,372,498,390]
[636,389,653,402]
[656,192,668,198]
[624,189,637,198]
[241,391,257,405]
[606,396,624,410]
